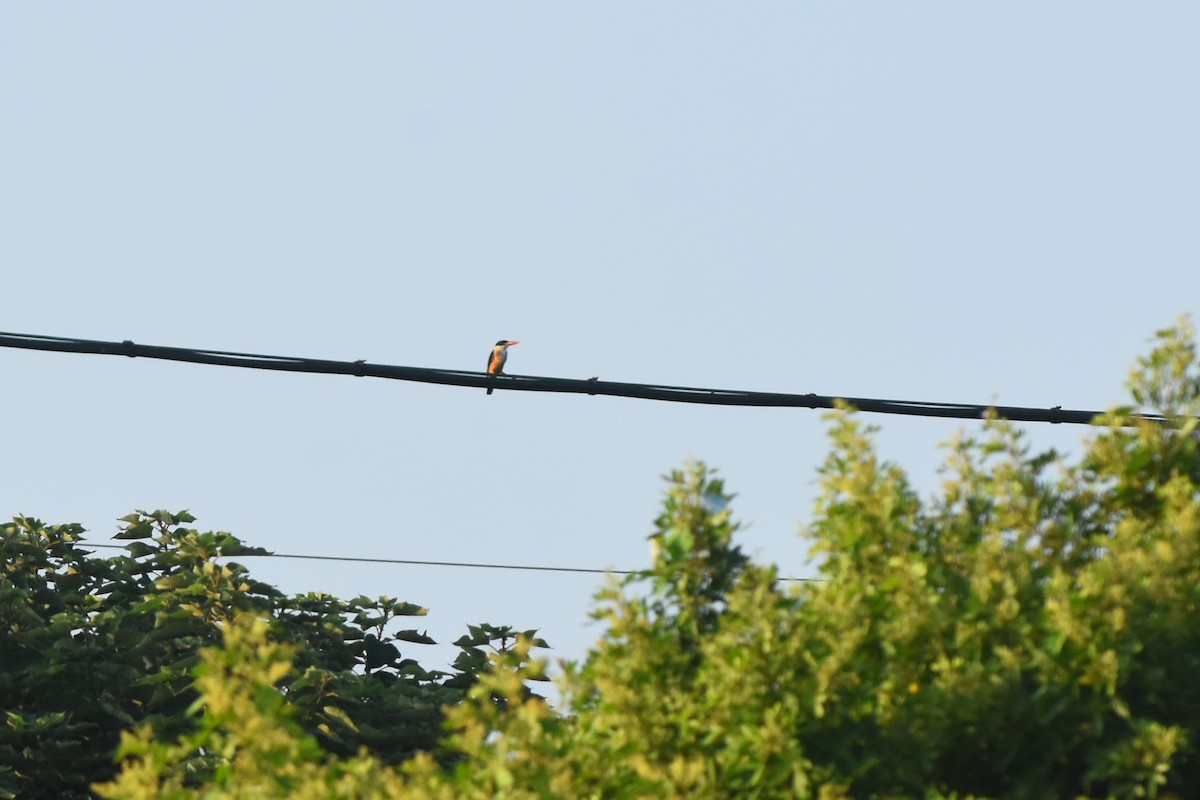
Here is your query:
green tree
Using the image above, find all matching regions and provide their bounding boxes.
[424,318,1196,798]
[0,512,543,800]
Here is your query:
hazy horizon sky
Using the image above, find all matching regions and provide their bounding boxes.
[3,3,1197,679]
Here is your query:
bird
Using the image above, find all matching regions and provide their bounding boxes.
[486,340,519,395]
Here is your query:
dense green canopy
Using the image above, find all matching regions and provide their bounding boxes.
[0,513,541,800]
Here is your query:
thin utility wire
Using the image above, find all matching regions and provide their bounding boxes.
[0,330,1167,426]
[80,540,819,582]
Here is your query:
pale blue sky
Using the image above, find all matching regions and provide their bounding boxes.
[3,4,1197,677]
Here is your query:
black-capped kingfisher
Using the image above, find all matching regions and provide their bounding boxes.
[486,340,519,395]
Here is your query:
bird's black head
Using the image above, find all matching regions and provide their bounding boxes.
[495,339,520,347]
[495,340,509,346]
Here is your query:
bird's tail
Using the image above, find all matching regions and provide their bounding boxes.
[486,386,494,395]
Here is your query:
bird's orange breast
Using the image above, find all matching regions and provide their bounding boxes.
[487,350,507,375]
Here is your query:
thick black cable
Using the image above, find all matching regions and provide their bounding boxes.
[0,330,1170,426]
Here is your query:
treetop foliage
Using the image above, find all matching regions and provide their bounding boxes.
[0,510,542,799]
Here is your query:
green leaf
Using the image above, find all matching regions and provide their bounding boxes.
[393,629,436,645]
[113,523,153,540]
[124,541,157,558]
